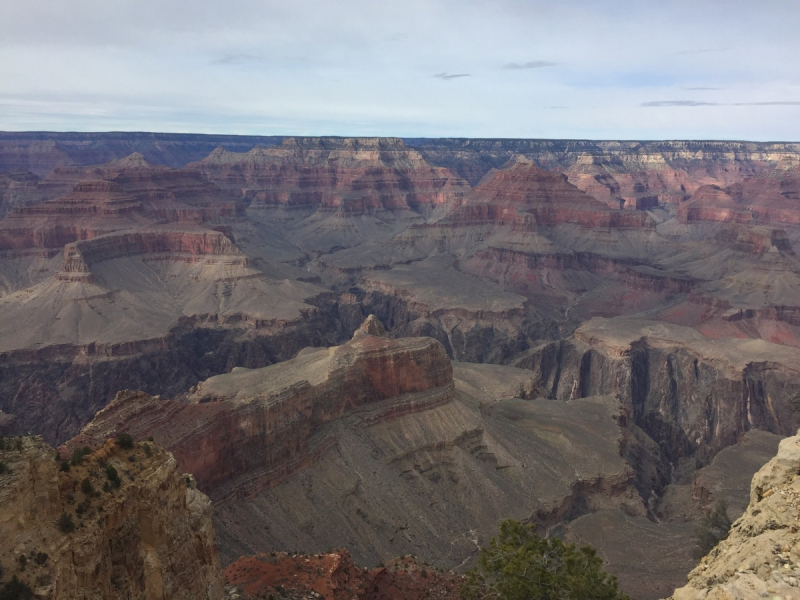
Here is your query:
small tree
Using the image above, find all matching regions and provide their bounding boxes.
[461,520,629,600]
[58,512,75,533]
[115,433,134,450]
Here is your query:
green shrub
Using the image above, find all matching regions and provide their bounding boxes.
[57,513,75,533]
[115,433,134,450]
[105,465,121,488]
[70,447,92,466]
[33,552,48,566]
[0,576,34,600]
[0,462,7,475]
[80,478,94,496]
[17,556,26,572]
[461,519,629,600]
[59,461,70,473]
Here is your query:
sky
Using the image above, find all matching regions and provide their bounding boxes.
[2,0,800,140]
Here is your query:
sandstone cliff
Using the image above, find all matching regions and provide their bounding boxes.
[0,435,223,599]
[668,433,800,600]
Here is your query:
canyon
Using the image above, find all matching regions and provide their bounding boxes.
[2,131,800,598]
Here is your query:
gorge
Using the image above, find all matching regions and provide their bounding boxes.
[2,131,800,598]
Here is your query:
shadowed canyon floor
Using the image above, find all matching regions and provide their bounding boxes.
[3,133,800,598]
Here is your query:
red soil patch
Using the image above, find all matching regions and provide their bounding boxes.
[223,550,463,600]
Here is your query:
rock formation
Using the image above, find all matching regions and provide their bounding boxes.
[668,432,800,600]
[188,137,470,251]
[68,318,644,566]
[73,317,455,496]
[63,315,778,599]
[0,435,223,599]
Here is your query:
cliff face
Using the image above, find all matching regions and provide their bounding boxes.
[73,316,455,496]
[408,138,800,199]
[188,137,470,252]
[190,137,469,215]
[668,433,800,600]
[0,155,243,252]
[517,317,800,463]
[679,167,800,226]
[0,435,223,600]
[457,156,654,230]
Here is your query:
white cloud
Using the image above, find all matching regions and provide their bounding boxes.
[1,0,799,139]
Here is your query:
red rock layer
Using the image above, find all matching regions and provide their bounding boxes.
[224,551,462,600]
[70,320,454,498]
[440,157,654,230]
[59,229,245,275]
[679,168,800,225]
[464,247,698,295]
[189,137,470,214]
[0,154,243,251]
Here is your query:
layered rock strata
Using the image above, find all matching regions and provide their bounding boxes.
[71,318,652,575]
[190,137,469,214]
[517,317,800,463]
[73,316,455,495]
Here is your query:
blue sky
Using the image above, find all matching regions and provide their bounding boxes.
[2,0,800,140]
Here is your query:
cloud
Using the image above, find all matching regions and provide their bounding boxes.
[3,0,800,139]
[504,61,557,70]
[671,48,727,56]
[212,53,264,66]
[681,87,722,91]
[643,100,800,108]
[641,100,719,107]
[433,72,471,80]
[734,101,800,106]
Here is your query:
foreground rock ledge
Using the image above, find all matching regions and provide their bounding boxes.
[0,436,223,600]
[668,433,800,600]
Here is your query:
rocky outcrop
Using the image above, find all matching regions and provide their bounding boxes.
[224,551,462,600]
[190,137,469,215]
[0,435,223,599]
[72,317,454,496]
[679,168,800,226]
[409,138,800,198]
[68,322,648,572]
[516,318,800,464]
[667,433,800,600]
[0,156,243,252]
[440,156,653,230]
[59,228,246,276]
